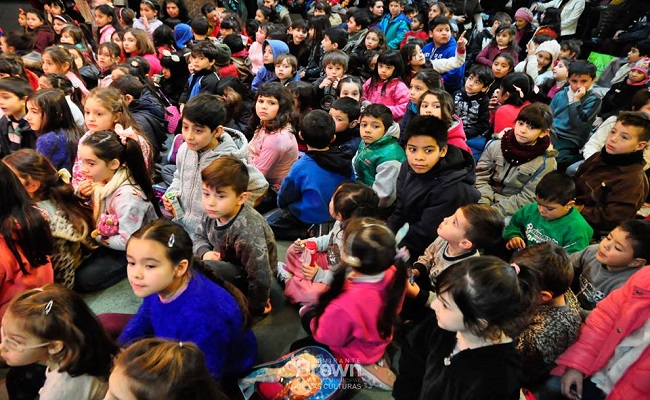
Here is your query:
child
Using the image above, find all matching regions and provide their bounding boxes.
[133,0,164,40]
[393,256,537,399]
[302,16,332,82]
[476,103,557,219]
[164,93,268,238]
[422,17,465,93]
[488,52,515,97]
[193,156,277,317]
[122,28,162,75]
[454,64,494,161]
[106,338,225,399]
[400,69,443,134]
[352,104,405,209]
[288,20,310,68]
[24,88,82,171]
[25,9,54,52]
[267,110,353,238]
[343,9,370,54]
[41,46,89,98]
[492,72,531,134]
[550,60,602,171]
[94,4,119,44]
[574,111,649,234]
[247,82,299,193]
[599,58,650,120]
[178,42,220,107]
[2,285,118,399]
[377,0,410,50]
[314,50,348,109]
[400,13,429,48]
[96,42,122,88]
[214,76,256,134]
[252,39,291,92]
[0,77,35,158]
[504,171,593,254]
[514,7,535,61]
[545,57,572,99]
[329,96,361,157]
[337,75,365,102]
[570,219,650,312]
[250,23,268,75]
[552,265,650,400]
[559,39,581,60]
[279,182,379,306]
[515,39,560,85]
[4,149,95,289]
[308,218,407,390]
[274,53,300,86]
[512,243,582,388]
[476,23,519,67]
[593,40,650,97]
[417,89,472,154]
[37,74,84,128]
[162,0,190,24]
[363,50,409,122]
[119,219,257,379]
[387,115,479,258]
[467,11,513,67]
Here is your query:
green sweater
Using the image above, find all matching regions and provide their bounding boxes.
[503,203,593,254]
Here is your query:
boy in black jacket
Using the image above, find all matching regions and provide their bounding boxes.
[0,77,35,158]
[179,41,220,110]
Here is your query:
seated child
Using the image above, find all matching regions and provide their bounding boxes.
[267,110,353,238]
[251,39,290,92]
[0,77,35,158]
[273,53,300,86]
[504,171,593,254]
[421,16,465,93]
[476,103,557,219]
[570,219,650,312]
[314,50,349,110]
[329,96,361,158]
[599,58,650,120]
[178,41,220,108]
[352,104,406,209]
[574,111,650,234]
[387,115,480,259]
[513,242,582,388]
[193,156,278,317]
[549,60,602,171]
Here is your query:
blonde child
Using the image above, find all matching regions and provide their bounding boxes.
[476,24,519,66]
[41,46,89,98]
[363,50,409,122]
[417,89,472,154]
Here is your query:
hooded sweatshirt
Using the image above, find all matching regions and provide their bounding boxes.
[422,36,465,92]
[251,40,289,92]
[166,128,269,240]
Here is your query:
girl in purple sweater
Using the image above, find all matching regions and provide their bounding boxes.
[476,24,519,67]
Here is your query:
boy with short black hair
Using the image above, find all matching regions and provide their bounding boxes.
[574,111,650,234]
[189,16,213,44]
[343,9,371,53]
[387,115,480,258]
[504,170,593,254]
[179,41,221,107]
[194,156,277,316]
[322,27,348,54]
[274,53,300,85]
[559,39,581,60]
[377,0,410,49]
[549,60,602,171]
[0,77,35,157]
[422,16,465,93]
[329,96,361,157]
[453,64,494,161]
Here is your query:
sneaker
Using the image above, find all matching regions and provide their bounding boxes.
[276,262,292,284]
[352,362,396,390]
[298,305,311,318]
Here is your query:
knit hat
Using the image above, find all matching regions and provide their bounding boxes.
[173,23,193,50]
[223,34,245,54]
[630,57,650,82]
[515,8,534,23]
[535,39,561,66]
[214,43,232,67]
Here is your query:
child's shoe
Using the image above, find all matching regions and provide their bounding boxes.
[276,262,292,285]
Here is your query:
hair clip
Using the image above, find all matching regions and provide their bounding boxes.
[162,49,172,57]
[510,263,520,275]
[512,84,524,99]
[57,168,71,184]
[171,54,180,62]
[130,60,140,67]
[44,300,53,315]
[168,234,175,248]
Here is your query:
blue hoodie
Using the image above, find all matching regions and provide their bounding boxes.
[422,36,465,92]
[251,40,290,92]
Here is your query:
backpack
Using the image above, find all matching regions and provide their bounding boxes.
[232,56,254,85]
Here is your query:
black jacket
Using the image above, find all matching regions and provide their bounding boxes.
[0,116,36,158]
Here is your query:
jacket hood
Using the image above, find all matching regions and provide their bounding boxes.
[385,121,401,139]
[435,35,457,52]
[263,40,290,61]
[207,127,249,159]
[306,147,353,177]
[412,144,476,186]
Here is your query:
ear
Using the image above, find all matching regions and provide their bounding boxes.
[237,191,250,205]
[330,134,337,144]
[458,238,473,250]
[629,258,646,268]
[349,120,359,129]
[332,43,339,50]
[174,259,189,277]
[208,59,216,68]
[113,111,122,123]
[107,158,121,171]
[636,140,647,151]
[564,199,576,209]
[48,340,64,355]
[298,131,304,141]
[124,94,134,105]
[440,145,448,157]
[538,129,550,138]
[212,125,224,138]
[540,290,554,303]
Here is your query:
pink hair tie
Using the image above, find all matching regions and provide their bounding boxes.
[512,84,524,99]
[510,263,520,275]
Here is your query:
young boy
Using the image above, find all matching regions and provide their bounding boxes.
[422,16,465,93]
[164,94,268,241]
[504,171,593,254]
[570,219,650,312]
[453,64,494,161]
[314,50,349,109]
[352,104,405,210]
[377,0,410,49]
[179,42,220,108]
[599,58,650,120]
[513,242,582,388]
[189,16,216,45]
[251,39,290,92]
[329,96,361,157]
[574,111,650,234]
[559,39,581,60]
[592,40,650,97]
[267,110,353,239]
[549,60,602,171]
[0,77,35,158]
[194,156,277,317]
[343,9,370,53]
[387,115,480,259]
[274,53,300,86]
[288,20,309,68]
[400,13,429,48]
[262,0,291,27]
[321,27,348,56]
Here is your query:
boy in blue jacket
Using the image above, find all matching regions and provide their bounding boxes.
[422,16,465,93]
[378,0,410,49]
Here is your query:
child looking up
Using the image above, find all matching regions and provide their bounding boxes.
[515,39,561,85]
[194,156,277,317]
[476,23,519,67]
[454,64,494,161]
[504,171,592,254]
[329,96,361,157]
[352,104,405,209]
[476,103,557,219]
[363,50,409,122]
[387,115,480,259]
[0,77,35,158]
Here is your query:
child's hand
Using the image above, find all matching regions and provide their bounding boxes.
[526,40,536,56]
[203,251,221,261]
[456,30,467,50]
[506,237,526,251]
[79,180,94,197]
[319,77,333,89]
[162,195,173,211]
[560,368,584,400]
[114,124,137,144]
[142,16,150,29]
[574,86,587,101]
[301,263,319,281]
[405,280,420,298]
[293,239,306,252]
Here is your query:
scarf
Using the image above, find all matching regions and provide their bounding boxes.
[500,128,550,166]
[92,167,130,222]
[600,148,645,166]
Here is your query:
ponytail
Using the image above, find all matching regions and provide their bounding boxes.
[122,137,161,217]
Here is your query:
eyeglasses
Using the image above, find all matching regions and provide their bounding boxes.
[0,327,51,353]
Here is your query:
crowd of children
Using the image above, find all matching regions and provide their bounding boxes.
[0,0,650,399]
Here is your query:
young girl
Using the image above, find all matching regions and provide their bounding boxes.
[364,28,388,53]
[515,38,560,85]
[133,0,164,40]
[393,256,537,399]
[250,23,268,75]
[488,52,515,97]
[63,44,100,92]
[118,219,257,381]
[1,285,118,399]
[401,36,467,86]
[153,24,176,58]
[363,50,409,122]
[41,46,90,98]
[400,13,429,48]
[306,218,407,390]
[337,75,365,102]
[303,15,331,82]
[96,42,121,88]
[247,82,299,193]
[476,24,519,67]
[279,182,380,306]
[514,7,535,61]
[117,7,136,29]
[159,50,189,107]
[105,338,225,400]
[0,162,53,320]
[288,20,310,68]
[400,69,443,134]
[110,30,127,62]
[417,89,472,154]
[4,149,96,288]
[255,5,273,23]
[492,72,531,134]
[37,73,84,128]
[94,5,119,44]
[161,0,190,25]
[60,25,94,62]
[24,89,83,171]
[400,42,427,85]
[544,57,572,99]
[122,28,162,75]
[25,9,54,52]
[51,15,69,43]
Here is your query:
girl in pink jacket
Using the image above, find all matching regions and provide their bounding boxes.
[363,50,409,123]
